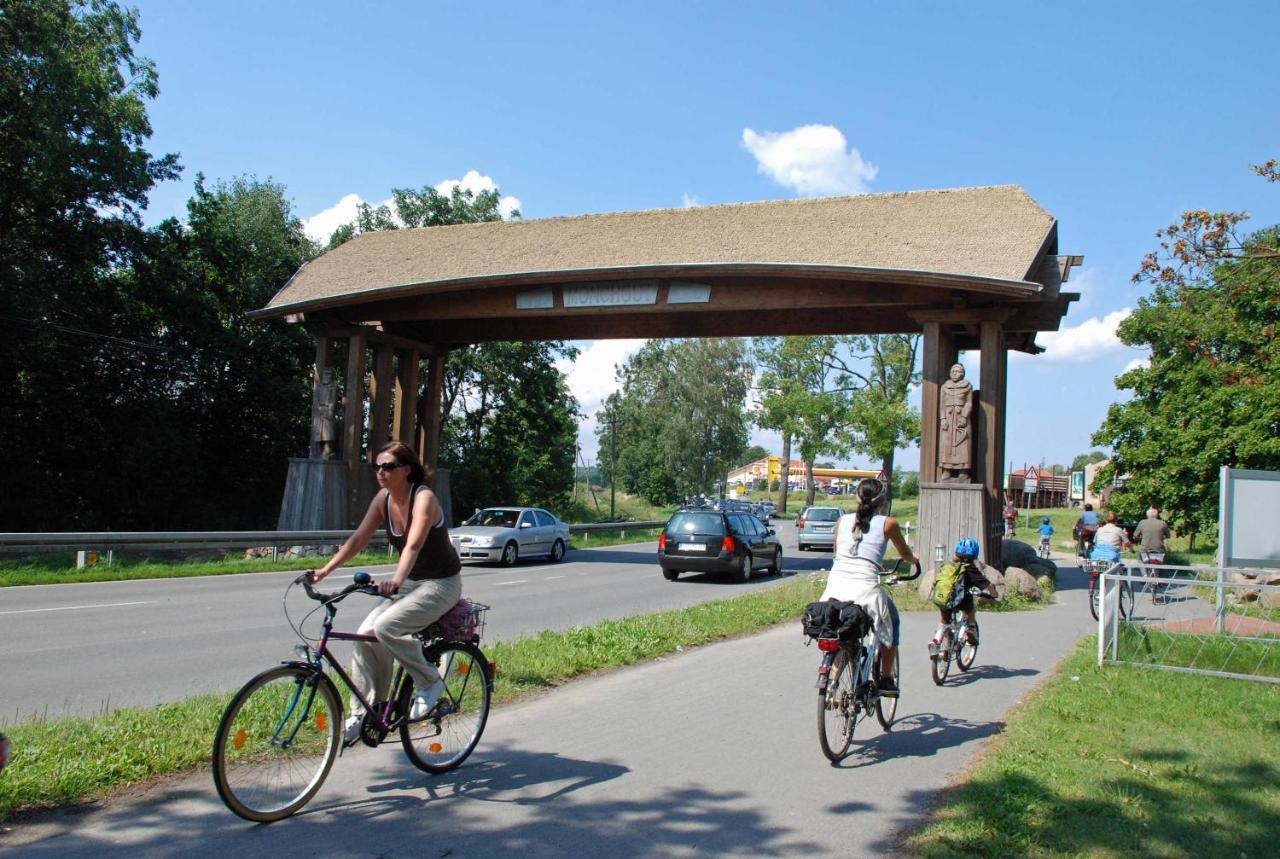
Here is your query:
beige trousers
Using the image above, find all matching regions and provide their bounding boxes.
[348,574,462,717]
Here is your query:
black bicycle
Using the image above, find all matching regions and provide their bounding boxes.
[212,572,493,822]
[812,559,922,762]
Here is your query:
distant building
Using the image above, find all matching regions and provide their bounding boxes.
[1006,466,1069,508]
[727,456,880,491]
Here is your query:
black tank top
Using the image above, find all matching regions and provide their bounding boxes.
[383,485,461,581]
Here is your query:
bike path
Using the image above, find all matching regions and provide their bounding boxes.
[3,566,1097,858]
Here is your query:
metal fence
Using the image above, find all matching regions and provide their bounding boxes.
[0,521,666,565]
[1097,561,1280,684]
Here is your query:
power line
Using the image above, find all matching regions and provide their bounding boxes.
[0,314,172,353]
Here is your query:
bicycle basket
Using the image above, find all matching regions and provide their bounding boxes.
[420,599,490,641]
[1081,559,1120,575]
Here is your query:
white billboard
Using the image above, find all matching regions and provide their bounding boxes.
[1220,467,1280,568]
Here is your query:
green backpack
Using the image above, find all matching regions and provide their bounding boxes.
[931,561,965,608]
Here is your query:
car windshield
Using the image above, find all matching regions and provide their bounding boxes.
[807,508,841,522]
[667,512,724,535]
[465,508,520,527]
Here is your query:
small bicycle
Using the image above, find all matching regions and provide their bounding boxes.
[1083,558,1133,621]
[1037,537,1052,559]
[212,572,493,822]
[812,559,921,762]
[1139,551,1168,604]
[928,587,984,685]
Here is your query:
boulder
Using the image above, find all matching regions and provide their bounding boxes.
[1037,574,1055,592]
[1001,539,1039,570]
[1004,566,1043,602]
[1024,557,1058,580]
[1260,588,1280,610]
[979,562,1007,601]
[917,567,938,603]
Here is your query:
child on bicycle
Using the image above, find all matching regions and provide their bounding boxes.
[1037,517,1054,556]
[930,538,998,648]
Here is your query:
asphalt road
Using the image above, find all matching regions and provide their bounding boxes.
[3,563,1100,857]
[0,521,829,724]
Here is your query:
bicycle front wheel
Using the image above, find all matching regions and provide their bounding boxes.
[212,665,341,822]
[817,648,856,762]
[400,641,492,774]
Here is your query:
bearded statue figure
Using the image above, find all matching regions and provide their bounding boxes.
[938,363,973,482]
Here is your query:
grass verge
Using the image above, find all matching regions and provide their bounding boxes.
[908,638,1280,858]
[0,574,825,819]
[0,551,398,588]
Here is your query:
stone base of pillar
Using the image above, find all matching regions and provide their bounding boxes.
[278,458,349,531]
[917,482,1001,570]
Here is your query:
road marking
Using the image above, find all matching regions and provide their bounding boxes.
[0,600,154,616]
[545,575,566,580]
[494,580,528,586]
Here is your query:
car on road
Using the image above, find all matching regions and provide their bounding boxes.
[657,507,783,583]
[797,505,842,551]
[450,507,570,566]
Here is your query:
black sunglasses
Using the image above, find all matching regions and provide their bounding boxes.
[372,461,406,472]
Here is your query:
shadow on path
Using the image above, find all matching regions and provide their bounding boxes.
[830,712,1003,772]
[937,663,1040,687]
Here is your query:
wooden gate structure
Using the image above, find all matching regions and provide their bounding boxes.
[251,185,1081,565]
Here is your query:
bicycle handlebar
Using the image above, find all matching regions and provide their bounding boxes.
[295,571,381,604]
[883,559,923,584]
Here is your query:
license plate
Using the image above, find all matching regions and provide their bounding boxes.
[678,543,705,551]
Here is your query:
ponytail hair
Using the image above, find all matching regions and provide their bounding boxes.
[377,441,427,485]
[853,478,887,534]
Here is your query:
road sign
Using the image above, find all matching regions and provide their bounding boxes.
[1024,466,1039,495]
[1070,470,1085,501]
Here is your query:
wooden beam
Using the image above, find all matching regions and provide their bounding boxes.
[394,348,420,444]
[418,352,446,481]
[978,319,1008,565]
[919,322,958,484]
[368,343,395,455]
[342,330,367,525]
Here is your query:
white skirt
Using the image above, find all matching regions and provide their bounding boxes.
[819,558,895,648]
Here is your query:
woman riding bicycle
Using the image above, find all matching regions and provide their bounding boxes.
[819,477,917,694]
[309,442,462,743]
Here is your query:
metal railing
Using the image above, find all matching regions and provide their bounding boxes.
[0,520,667,563]
[1097,561,1280,684]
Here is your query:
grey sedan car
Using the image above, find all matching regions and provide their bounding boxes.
[797,506,842,551]
[450,507,570,566]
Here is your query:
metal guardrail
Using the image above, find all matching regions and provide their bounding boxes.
[0,520,667,557]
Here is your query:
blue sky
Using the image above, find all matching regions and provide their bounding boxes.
[128,1,1279,471]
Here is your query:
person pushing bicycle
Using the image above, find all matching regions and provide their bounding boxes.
[819,477,917,694]
[308,441,463,744]
[930,538,998,648]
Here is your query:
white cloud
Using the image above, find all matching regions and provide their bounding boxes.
[434,170,521,219]
[681,192,703,208]
[741,124,878,196]
[302,170,521,245]
[1021,308,1133,363]
[1123,356,1149,372]
[1064,265,1103,309]
[556,339,648,460]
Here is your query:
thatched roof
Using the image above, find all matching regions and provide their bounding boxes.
[258,185,1057,317]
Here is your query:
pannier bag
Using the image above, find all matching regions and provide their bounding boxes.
[930,561,965,609]
[802,599,872,643]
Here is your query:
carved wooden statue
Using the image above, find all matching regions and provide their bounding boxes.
[938,363,973,482]
[312,367,339,459]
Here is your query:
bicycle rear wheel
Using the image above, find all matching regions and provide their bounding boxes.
[931,629,952,686]
[817,648,856,761]
[212,665,341,822]
[1120,580,1135,619]
[400,641,492,774]
[1088,579,1100,621]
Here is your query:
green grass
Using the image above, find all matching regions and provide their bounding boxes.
[0,550,400,588]
[909,638,1280,858]
[0,574,827,819]
[570,527,662,550]
[1115,626,1280,678]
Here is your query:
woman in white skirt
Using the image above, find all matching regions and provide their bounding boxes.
[819,477,918,692]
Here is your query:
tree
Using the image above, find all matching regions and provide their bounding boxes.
[1070,451,1108,472]
[1092,161,1280,534]
[0,0,180,528]
[329,183,578,518]
[740,444,770,466]
[828,335,921,504]
[754,336,852,507]
[601,339,752,506]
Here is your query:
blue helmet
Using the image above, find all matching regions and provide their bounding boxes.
[954,537,980,559]
[1042,516,1051,524]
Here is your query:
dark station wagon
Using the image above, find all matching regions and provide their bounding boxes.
[657,507,783,583]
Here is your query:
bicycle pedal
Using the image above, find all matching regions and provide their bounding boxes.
[927,642,940,656]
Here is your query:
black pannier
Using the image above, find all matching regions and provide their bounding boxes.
[802,599,871,644]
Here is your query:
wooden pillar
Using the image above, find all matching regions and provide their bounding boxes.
[417,352,446,483]
[368,343,395,455]
[342,330,367,524]
[310,336,335,459]
[394,349,421,444]
[918,321,957,484]
[978,319,1008,563]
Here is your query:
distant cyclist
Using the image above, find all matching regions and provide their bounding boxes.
[1089,510,1131,562]
[1074,504,1100,557]
[1133,507,1170,564]
[1002,502,1018,538]
[1037,517,1054,557]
